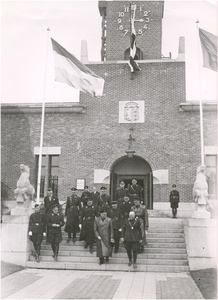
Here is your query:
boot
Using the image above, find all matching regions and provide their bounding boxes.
[99,257,104,265]
[128,260,132,266]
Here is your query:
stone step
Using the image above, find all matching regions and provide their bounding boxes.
[61,232,185,238]
[26,261,190,273]
[30,255,188,266]
[39,249,188,260]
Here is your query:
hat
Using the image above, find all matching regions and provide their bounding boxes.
[100,187,107,190]
[99,207,107,213]
[172,184,176,188]
[47,188,52,192]
[132,178,137,182]
[133,197,141,202]
[34,204,39,208]
[52,204,59,210]
[84,185,88,189]
[111,201,118,205]
[71,187,77,191]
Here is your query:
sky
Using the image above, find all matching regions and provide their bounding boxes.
[1,0,217,104]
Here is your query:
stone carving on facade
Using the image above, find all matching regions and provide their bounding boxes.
[193,165,208,209]
[14,164,35,203]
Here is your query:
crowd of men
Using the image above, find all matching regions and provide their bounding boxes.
[28,179,149,269]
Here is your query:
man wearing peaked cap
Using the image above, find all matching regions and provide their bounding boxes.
[169,184,180,218]
[98,186,111,215]
[128,178,143,205]
[108,201,122,254]
[115,181,130,204]
[81,186,91,207]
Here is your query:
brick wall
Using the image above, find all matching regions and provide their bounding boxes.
[2,60,216,204]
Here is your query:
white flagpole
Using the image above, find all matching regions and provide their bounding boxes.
[196,20,205,166]
[36,27,50,204]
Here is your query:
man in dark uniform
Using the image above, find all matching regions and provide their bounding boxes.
[119,195,132,225]
[64,187,81,242]
[121,211,142,269]
[47,205,65,261]
[91,187,101,208]
[44,188,60,239]
[98,187,111,215]
[115,181,129,204]
[131,197,149,253]
[169,184,180,218]
[81,186,91,207]
[108,201,122,254]
[28,204,46,263]
[80,198,98,253]
[129,178,143,204]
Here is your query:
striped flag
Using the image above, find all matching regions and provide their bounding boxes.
[199,28,217,72]
[128,5,141,73]
[51,38,105,97]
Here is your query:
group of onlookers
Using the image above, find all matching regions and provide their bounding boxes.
[28,179,149,268]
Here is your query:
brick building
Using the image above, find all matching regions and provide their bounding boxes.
[1,1,217,215]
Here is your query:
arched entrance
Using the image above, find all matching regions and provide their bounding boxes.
[110,155,153,209]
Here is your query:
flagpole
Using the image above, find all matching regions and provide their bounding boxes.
[36,27,50,204]
[196,20,205,166]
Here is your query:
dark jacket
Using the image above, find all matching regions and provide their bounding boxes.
[131,204,149,229]
[169,190,180,203]
[115,188,130,202]
[81,191,92,206]
[28,212,46,233]
[119,200,132,221]
[108,208,122,230]
[47,213,65,234]
[122,217,142,242]
[65,195,81,217]
[44,195,60,214]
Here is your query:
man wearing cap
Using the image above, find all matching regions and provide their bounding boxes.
[131,197,149,253]
[47,205,65,261]
[80,198,98,253]
[115,181,129,204]
[94,208,114,265]
[129,179,143,204]
[120,195,132,224]
[28,204,46,263]
[64,187,81,242]
[108,201,122,254]
[169,184,180,218]
[44,188,60,239]
[121,211,142,269]
[98,187,111,215]
[81,186,91,207]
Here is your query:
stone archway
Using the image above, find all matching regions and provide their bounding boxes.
[110,154,153,209]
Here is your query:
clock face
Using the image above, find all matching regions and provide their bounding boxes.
[116,4,152,36]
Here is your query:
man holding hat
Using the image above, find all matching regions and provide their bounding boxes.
[121,211,142,269]
[115,181,129,204]
[81,186,91,207]
[28,204,46,263]
[169,184,180,218]
[64,187,81,242]
[94,208,114,265]
[80,198,98,253]
[109,201,122,254]
[47,204,65,261]
[98,187,111,215]
[131,197,149,253]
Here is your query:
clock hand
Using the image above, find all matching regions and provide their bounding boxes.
[135,19,144,22]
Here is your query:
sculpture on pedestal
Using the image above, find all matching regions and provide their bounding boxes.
[14,164,35,203]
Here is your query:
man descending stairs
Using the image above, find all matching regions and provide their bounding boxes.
[27,212,189,272]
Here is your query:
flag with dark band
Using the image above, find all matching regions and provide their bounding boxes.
[128,5,141,73]
[199,28,217,72]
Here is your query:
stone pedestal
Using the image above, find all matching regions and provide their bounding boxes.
[1,215,32,266]
[192,203,210,219]
[184,218,217,270]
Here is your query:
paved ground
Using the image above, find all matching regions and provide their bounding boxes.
[1,268,205,299]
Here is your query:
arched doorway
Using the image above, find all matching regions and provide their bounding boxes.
[110,156,153,209]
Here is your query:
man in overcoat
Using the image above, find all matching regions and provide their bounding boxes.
[121,211,142,269]
[80,198,98,253]
[64,187,81,242]
[94,208,114,265]
[47,205,65,261]
[108,201,122,254]
[131,197,149,253]
[169,184,180,218]
[28,203,46,262]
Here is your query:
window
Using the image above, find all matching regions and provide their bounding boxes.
[205,155,217,199]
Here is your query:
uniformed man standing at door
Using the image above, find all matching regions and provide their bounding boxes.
[129,178,143,204]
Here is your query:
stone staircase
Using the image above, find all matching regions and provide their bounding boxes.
[27,213,189,272]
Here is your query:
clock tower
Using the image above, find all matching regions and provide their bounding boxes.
[99,1,164,61]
